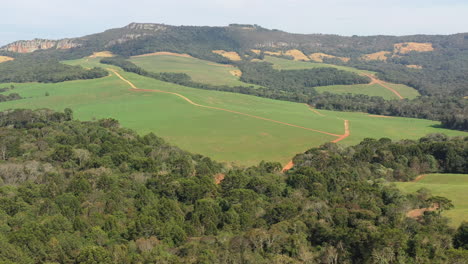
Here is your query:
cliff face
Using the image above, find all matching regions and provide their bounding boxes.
[1,39,80,53]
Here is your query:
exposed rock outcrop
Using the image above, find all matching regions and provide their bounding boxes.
[1,39,80,53]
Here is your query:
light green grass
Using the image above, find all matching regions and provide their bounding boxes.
[263,56,374,74]
[0,59,465,166]
[316,84,400,100]
[129,54,255,87]
[396,174,468,227]
[262,56,420,100]
[384,83,420,100]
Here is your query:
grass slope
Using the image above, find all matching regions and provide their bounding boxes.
[0,57,465,166]
[396,174,468,227]
[262,56,420,100]
[129,54,253,87]
[316,84,399,100]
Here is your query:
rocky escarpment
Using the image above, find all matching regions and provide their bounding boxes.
[0,39,80,53]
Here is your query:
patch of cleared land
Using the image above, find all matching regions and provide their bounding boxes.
[283,49,310,61]
[406,65,423,69]
[396,174,468,227]
[309,53,350,63]
[212,50,242,61]
[251,49,261,54]
[361,51,391,61]
[394,42,434,54]
[263,56,419,99]
[128,53,252,87]
[132,52,193,58]
[89,51,114,58]
[0,56,14,63]
[262,50,311,61]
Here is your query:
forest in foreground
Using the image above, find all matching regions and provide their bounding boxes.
[0,109,467,263]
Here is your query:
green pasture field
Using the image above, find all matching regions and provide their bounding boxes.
[128,54,254,87]
[262,56,420,100]
[316,84,400,100]
[263,55,374,74]
[0,58,465,166]
[396,174,468,227]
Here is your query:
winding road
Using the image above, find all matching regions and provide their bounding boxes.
[362,73,404,100]
[108,69,351,173]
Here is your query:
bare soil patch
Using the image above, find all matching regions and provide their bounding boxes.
[89,51,114,58]
[309,53,350,63]
[131,52,193,58]
[264,51,282,56]
[361,51,391,61]
[212,50,242,61]
[0,56,14,63]
[251,49,261,54]
[394,42,434,54]
[407,204,439,219]
[229,70,242,77]
[406,65,423,69]
[284,49,310,61]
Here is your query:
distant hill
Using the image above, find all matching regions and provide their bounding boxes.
[1,23,467,97]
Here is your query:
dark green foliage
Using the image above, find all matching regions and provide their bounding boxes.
[310,94,468,131]
[291,136,467,181]
[454,222,468,249]
[0,93,22,102]
[0,109,466,263]
[0,56,107,83]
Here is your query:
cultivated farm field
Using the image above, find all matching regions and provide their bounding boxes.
[262,56,420,100]
[129,53,253,87]
[396,174,468,227]
[0,58,464,166]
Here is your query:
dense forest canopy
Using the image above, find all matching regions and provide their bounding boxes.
[0,57,107,83]
[0,109,467,263]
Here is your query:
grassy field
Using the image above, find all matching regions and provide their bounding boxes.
[316,84,400,100]
[396,174,468,227]
[262,56,420,100]
[263,56,374,74]
[128,54,254,87]
[0,57,465,166]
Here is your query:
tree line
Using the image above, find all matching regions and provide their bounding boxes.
[0,57,107,83]
[0,109,467,263]
[309,93,468,131]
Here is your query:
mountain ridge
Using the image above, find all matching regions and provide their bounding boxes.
[1,22,466,55]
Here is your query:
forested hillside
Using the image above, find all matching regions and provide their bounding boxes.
[0,23,467,129]
[0,109,467,263]
[1,23,467,96]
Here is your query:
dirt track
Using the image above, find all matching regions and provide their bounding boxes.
[331,119,350,143]
[281,118,350,172]
[413,174,427,182]
[306,104,325,116]
[362,74,404,100]
[108,69,351,174]
[108,69,340,137]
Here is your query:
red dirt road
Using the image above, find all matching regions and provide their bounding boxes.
[108,69,351,174]
[362,74,404,100]
[109,69,340,137]
[305,104,325,116]
[413,174,427,182]
[282,119,350,172]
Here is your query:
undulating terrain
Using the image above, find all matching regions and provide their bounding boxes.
[0,23,467,263]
